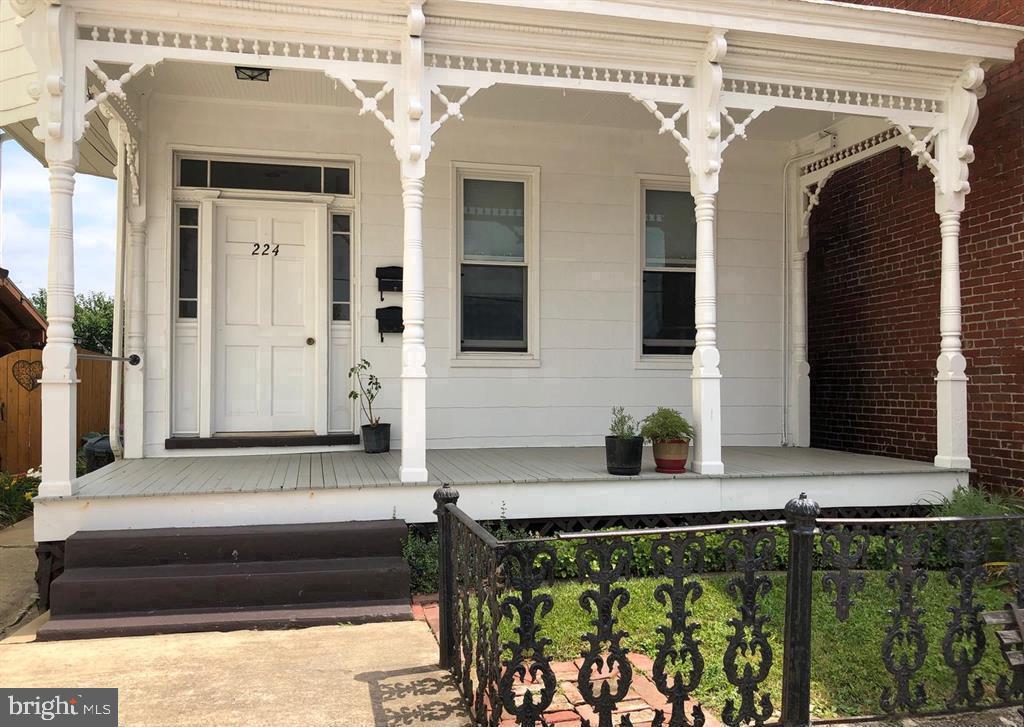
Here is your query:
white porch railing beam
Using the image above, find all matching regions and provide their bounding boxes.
[396,2,430,483]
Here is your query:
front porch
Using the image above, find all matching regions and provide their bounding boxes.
[33,446,967,541]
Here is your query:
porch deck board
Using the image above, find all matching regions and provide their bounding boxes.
[64,446,949,500]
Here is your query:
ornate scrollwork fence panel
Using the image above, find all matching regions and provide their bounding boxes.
[436,485,1024,727]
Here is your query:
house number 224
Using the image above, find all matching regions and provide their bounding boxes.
[252,243,280,256]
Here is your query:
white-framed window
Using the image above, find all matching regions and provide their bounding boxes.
[638,178,697,362]
[175,205,200,319]
[453,163,540,365]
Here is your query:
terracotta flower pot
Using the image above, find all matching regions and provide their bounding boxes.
[652,439,689,473]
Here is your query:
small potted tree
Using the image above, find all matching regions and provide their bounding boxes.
[640,407,695,474]
[349,359,390,453]
[605,406,643,476]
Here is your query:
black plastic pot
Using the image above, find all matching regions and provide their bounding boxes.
[83,434,115,473]
[362,423,391,454]
[605,435,643,476]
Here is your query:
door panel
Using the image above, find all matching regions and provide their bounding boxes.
[214,203,317,432]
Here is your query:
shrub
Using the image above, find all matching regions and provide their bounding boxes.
[0,472,40,528]
[640,407,695,443]
[608,406,639,439]
[403,529,440,594]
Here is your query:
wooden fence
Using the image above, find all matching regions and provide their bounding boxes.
[0,348,112,475]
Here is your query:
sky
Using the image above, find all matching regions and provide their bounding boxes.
[0,139,117,297]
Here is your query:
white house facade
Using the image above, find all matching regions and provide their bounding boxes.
[3,0,1023,552]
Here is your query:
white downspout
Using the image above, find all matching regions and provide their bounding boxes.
[108,122,127,458]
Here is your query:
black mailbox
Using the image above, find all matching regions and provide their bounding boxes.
[376,306,404,342]
[376,266,403,300]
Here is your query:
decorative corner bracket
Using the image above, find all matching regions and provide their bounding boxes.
[721,107,766,151]
[327,74,398,143]
[801,173,833,228]
[892,63,984,214]
[428,83,490,140]
[630,95,691,158]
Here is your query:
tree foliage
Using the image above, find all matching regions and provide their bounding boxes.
[31,289,115,354]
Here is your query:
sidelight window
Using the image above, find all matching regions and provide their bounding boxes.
[176,206,199,319]
[331,214,351,322]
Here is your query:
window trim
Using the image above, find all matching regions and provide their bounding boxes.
[636,174,697,370]
[451,162,541,367]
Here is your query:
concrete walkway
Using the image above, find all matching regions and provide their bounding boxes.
[0,621,470,727]
[0,517,38,638]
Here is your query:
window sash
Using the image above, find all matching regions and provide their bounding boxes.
[458,174,532,355]
[641,184,697,357]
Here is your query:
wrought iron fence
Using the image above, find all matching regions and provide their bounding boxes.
[432,485,1024,727]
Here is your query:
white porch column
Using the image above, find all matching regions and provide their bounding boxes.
[788,228,811,448]
[123,206,147,459]
[19,0,83,496]
[934,206,967,468]
[929,65,983,469]
[38,156,79,497]
[396,2,429,482]
[400,174,428,481]
[690,192,723,473]
[685,32,728,475]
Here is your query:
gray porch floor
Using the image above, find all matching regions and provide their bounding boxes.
[67,446,948,500]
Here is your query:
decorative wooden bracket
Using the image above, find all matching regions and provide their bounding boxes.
[429,84,490,139]
[890,63,984,213]
[721,107,766,150]
[327,75,398,142]
[630,97,691,159]
[802,173,833,227]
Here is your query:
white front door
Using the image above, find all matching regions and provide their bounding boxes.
[214,203,318,432]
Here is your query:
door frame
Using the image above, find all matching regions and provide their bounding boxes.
[169,147,361,444]
[205,198,327,435]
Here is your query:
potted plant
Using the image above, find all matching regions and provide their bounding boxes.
[605,406,643,476]
[640,407,695,474]
[349,359,390,453]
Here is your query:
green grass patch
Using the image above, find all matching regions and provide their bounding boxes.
[496,571,1014,719]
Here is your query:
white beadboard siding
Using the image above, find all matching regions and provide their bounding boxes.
[141,94,788,456]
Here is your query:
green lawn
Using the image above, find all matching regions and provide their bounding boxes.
[498,571,1014,719]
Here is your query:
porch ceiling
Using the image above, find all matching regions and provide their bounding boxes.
[139,60,837,143]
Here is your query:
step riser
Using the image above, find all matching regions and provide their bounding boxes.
[37,602,414,641]
[51,564,410,616]
[65,521,408,569]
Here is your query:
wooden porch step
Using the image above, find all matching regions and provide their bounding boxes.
[49,556,411,616]
[36,600,413,641]
[65,520,408,569]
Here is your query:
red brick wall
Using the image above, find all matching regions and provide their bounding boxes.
[809,1,1023,494]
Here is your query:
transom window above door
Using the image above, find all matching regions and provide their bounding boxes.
[641,185,697,357]
[454,164,540,363]
[177,157,352,195]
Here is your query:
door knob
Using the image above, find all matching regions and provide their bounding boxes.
[306,337,316,346]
